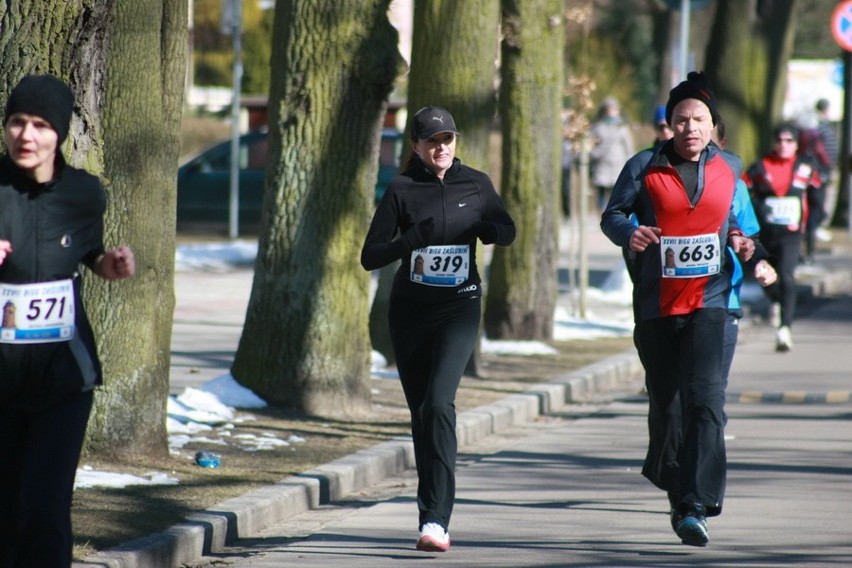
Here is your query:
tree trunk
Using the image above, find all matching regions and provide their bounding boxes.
[705,0,797,165]
[651,4,675,99]
[231,0,404,417]
[484,0,562,340]
[407,0,499,171]
[0,1,186,458]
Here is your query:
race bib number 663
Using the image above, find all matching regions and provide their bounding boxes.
[0,279,75,343]
[660,233,721,278]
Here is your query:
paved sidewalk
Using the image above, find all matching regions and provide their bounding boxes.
[74,222,852,567]
[188,291,852,567]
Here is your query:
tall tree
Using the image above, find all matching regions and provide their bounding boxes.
[704,0,798,165]
[484,0,563,340]
[231,0,404,416]
[650,2,676,102]
[0,0,187,457]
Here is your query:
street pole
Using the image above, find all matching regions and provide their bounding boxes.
[577,136,590,319]
[679,0,690,79]
[226,0,243,240]
[844,49,852,237]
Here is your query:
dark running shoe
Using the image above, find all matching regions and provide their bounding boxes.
[675,504,709,547]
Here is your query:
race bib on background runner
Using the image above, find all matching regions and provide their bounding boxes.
[410,245,470,286]
[765,196,802,226]
[660,233,721,278]
[0,279,75,343]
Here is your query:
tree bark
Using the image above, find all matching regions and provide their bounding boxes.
[0,0,186,457]
[231,0,404,417]
[485,0,563,340]
[705,0,797,165]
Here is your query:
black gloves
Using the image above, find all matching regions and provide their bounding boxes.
[402,217,434,251]
[472,220,497,245]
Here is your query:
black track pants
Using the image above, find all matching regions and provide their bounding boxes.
[763,232,802,328]
[0,389,93,568]
[636,308,727,517]
[388,294,481,531]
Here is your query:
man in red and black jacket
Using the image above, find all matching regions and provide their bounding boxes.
[601,72,754,548]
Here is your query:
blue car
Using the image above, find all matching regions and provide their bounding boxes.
[177,128,402,231]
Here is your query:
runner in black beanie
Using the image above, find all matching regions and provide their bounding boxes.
[665,71,719,126]
[4,74,74,145]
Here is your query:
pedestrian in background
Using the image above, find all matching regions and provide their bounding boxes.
[743,122,821,352]
[360,106,515,553]
[796,111,831,263]
[0,74,136,568]
[560,110,574,217]
[811,98,838,250]
[815,98,839,179]
[651,103,673,149]
[590,96,634,210]
[601,71,753,547]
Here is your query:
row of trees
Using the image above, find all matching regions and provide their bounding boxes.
[0,0,840,458]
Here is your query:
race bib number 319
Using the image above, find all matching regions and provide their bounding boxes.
[410,245,470,287]
[660,233,721,278]
[0,279,75,343]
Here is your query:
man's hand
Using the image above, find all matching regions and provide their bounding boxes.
[94,246,136,281]
[754,259,777,287]
[628,225,662,252]
[0,240,11,266]
[730,235,754,262]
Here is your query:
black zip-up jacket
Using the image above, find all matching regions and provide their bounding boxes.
[0,155,106,406]
[361,158,515,303]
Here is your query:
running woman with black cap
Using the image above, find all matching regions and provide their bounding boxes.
[0,74,136,567]
[602,71,754,547]
[361,106,515,552]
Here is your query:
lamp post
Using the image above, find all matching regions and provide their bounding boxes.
[223,0,243,239]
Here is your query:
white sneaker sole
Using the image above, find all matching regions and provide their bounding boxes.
[416,535,450,552]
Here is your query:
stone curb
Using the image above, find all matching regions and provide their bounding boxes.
[74,350,643,567]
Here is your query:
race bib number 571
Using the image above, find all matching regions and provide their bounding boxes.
[0,279,75,343]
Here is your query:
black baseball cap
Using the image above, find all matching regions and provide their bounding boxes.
[411,106,459,140]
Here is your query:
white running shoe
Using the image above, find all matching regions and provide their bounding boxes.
[416,522,450,552]
[776,325,793,352]
[769,302,781,328]
[816,227,833,242]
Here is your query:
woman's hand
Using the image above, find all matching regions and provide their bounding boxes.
[94,246,136,280]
